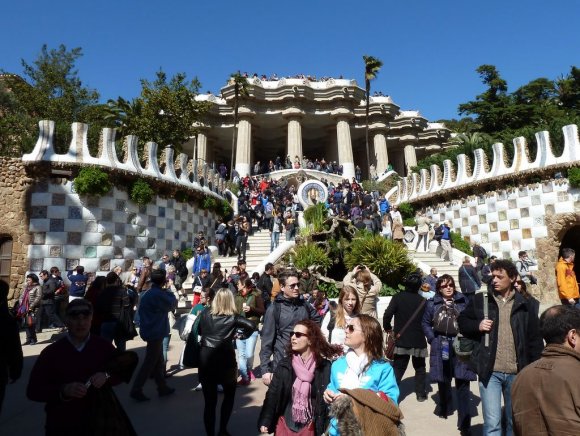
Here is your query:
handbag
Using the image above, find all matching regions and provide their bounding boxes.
[275,416,315,436]
[26,313,35,328]
[385,298,426,360]
[183,315,202,368]
[116,306,137,341]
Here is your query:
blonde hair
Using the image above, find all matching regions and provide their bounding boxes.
[336,286,360,328]
[211,288,237,316]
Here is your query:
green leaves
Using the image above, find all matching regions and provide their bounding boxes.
[292,243,332,272]
[73,167,112,196]
[130,179,155,205]
[344,233,415,289]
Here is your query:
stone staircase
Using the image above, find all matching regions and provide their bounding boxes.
[409,247,461,285]
[213,228,283,273]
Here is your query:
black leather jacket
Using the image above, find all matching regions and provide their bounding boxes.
[198,308,256,348]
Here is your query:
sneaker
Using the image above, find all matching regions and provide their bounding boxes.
[249,370,256,381]
[194,383,203,391]
[217,384,224,392]
[158,386,176,397]
[130,391,150,402]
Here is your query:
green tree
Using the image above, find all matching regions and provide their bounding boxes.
[556,66,580,112]
[0,44,101,154]
[105,70,209,153]
[458,65,512,133]
[229,72,249,179]
[363,55,383,176]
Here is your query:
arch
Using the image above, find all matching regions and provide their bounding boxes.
[0,237,13,285]
[559,225,580,281]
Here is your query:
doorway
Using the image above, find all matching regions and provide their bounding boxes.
[559,225,580,280]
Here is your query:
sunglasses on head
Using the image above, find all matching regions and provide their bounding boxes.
[291,331,308,338]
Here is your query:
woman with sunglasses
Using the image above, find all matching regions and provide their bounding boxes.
[321,286,360,352]
[234,278,265,385]
[421,274,475,435]
[258,320,342,435]
[198,288,256,436]
[324,314,399,435]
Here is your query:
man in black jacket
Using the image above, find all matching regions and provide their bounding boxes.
[259,270,321,386]
[171,249,188,290]
[37,270,64,332]
[257,263,275,310]
[458,259,543,436]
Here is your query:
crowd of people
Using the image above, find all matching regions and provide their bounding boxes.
[234,72,344,83]
[2,169,580,436]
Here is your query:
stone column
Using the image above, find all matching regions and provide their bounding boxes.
[283,108,304,163]
[401,134,418,175]
[332,109,355,180]
[197,130,208,162]
[234,110,254,178]
[371,125,389,175]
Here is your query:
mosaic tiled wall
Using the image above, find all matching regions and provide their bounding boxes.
[27,179,217,274]
[426,179,578,260]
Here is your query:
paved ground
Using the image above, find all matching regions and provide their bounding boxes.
[1,330,484,435]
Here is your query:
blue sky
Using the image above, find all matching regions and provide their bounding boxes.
[2,0,579,121]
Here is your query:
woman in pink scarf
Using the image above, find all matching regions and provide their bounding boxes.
[258,320,342,435]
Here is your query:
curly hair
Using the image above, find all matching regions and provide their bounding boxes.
[286,319,343,366]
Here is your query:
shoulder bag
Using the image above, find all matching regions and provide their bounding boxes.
[385,298,426,360]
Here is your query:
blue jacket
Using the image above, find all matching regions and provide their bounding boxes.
[421,293,476,383]
[193,251,211,276]
[66,271,88,297]
[326,355,399,435]
[138,284,177,341]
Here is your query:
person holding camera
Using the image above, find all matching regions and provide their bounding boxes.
[515,250,537,285]
[342,265,382,319]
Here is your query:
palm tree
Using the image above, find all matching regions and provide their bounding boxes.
[363,55,383,178]
[451,132,487,156]
[104,96,143,139]
[229,72,249,180]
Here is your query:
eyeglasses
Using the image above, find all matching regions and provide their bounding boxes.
[286,283,299,289]
[345,324,361,333]
[291,331,308,338]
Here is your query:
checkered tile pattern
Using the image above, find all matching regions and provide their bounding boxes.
[28,180,217,273]
[426,180,578,260]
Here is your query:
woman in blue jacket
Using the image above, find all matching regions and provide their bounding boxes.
[324,314,399,436]
[421,274,476,436]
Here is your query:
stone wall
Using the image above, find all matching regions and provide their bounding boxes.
[423,178,578,304]
[0,158,34,300]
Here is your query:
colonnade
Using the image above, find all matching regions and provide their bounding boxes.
[226,108,418,179]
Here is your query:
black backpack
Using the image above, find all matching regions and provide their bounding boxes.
[433,225,444,242]
[432,303,459,336]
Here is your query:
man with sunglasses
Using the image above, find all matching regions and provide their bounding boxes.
[259,270,321,386]
[27,299,119,435]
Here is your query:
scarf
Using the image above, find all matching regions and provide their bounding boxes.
[291,353,316,424]
[341,350,369,389]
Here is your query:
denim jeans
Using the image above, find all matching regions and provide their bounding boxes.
[236,331,259,380]
[270,232,280,252]
[479,371,516,436]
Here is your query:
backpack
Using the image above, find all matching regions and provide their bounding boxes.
[432,303,459,336]
[433,225,444,242]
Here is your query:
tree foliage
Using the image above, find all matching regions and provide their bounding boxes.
[106,71,209,153]
[0,44,105,155]
[415,65,580,172]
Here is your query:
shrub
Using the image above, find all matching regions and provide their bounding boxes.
[201,196,217,210]
[130,179,155,205]
[568,167,580,188]
[451,232,473,256]
[303,203,327,232]
[343,233,416,289]
[397,202,415,220]
[292,243,332,273]
[181,248,194,261]
[74,167,112,196]
[380,283,404,296]
[218,200,233,218]
[318,281,339,299]
[175,190,189,203]
[403,217,415,227]
[225,180,241,196]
